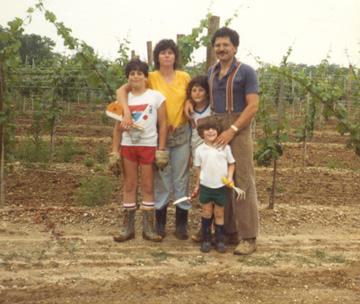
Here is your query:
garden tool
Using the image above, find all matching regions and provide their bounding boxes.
[106,102,144,130]
[222,177,246,200]
[173,189,199,205]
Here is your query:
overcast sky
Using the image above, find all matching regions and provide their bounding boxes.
[2,0,360,68]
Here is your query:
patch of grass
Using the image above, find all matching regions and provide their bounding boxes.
[56,133,83,163]
[83,156,95,167]
[69,242,77,254]
[148,250,174,262]
[189,256,208,267]
[17,134,50,165]
[237,256,276,267]
[326,158,344,169]
[75,175,115,206]
[94,144,107,164]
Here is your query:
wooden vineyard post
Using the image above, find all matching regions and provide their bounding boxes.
[0,62,4,204]
[347,64,352,118]
[269,77,284,209]
[206,15,220,71]
[51,54,58,161]
[177,34,185,70]
[147,41,153,67]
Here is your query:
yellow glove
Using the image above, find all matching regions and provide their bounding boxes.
[154,150,169,170]
[108,152,122,177]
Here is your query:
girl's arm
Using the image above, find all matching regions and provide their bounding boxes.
[157,102,167,150]
[116,84,132,131]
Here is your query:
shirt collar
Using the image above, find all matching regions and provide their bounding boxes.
[214,58,238,74]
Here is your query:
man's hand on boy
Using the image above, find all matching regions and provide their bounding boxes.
[154,150,169,170]
[214,129,235,150]
[108,152,122,177]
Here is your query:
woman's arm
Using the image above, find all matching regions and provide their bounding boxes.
[157,102,167,150]
[116,83,132,131]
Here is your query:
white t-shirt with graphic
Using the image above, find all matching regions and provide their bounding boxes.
[121,89,165,147]
[194,143,235,189]
[190,103,211,161]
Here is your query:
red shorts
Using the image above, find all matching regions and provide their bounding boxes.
[121,146,156,164]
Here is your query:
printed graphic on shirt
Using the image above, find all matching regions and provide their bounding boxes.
[130,104,149,122]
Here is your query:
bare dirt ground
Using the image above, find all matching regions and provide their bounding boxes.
[1,111,360,304]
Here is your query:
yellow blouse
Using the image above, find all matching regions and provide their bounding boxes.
[147,70,191,128]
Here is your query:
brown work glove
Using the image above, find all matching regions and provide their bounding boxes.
[108,152,122,177]
[154,150,169,170]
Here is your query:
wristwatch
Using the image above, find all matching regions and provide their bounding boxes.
[230,124,239,133]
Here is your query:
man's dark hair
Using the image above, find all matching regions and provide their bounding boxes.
[211,27,240,47]
[197,116,222,139]
[153,39,180,70]
[125,58,149,78]
[186,75,209,100]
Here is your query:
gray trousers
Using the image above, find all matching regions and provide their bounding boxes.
[213,113,260,239]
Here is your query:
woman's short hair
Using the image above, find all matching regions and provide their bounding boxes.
[186,75,209,100]
[153,39,180,70]
[196,116,222,139]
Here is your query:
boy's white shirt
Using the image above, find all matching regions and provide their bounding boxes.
[194,143,235,189]
[121,89,165,146]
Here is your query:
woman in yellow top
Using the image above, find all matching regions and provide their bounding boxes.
[116,39,191,240]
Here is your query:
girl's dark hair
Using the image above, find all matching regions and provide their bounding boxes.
[153,39,180,70]
[196,116,222,139]
[211,27,240,47]
[125,58,149,78]
[186,75,209,100]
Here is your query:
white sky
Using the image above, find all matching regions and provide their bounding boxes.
[1,0,360,68]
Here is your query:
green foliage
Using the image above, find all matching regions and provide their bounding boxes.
[55,133,83,163]
[17,133,49,164]
[177,15,212,67]
[75,175,115,206]
[83,156,95,168]
[94,144,107,164]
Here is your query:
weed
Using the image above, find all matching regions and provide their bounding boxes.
[94,165,104,172]
[95,144,107,164]
[189,256,208,267]
[75,175,115,206]
[148,250,174,262]
[56,133,83,163]
[101,113,110,125]
[84,156,95,167]
[237,256,276,267]
[326,158,344,169]
[17,133,50,164]
[69,242,77,254]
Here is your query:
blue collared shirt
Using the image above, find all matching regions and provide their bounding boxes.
[207,59,259,114]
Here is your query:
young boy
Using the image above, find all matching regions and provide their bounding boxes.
[110,58,168,243]
[193,116,235,253]
[187,75,211,168]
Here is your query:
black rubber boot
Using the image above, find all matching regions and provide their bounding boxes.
[200,217,212,253]
[155,206,167,238]
[214,224,226,253]
[142,209,162,242]
[113,209,136,242]
[174,206,188,240]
